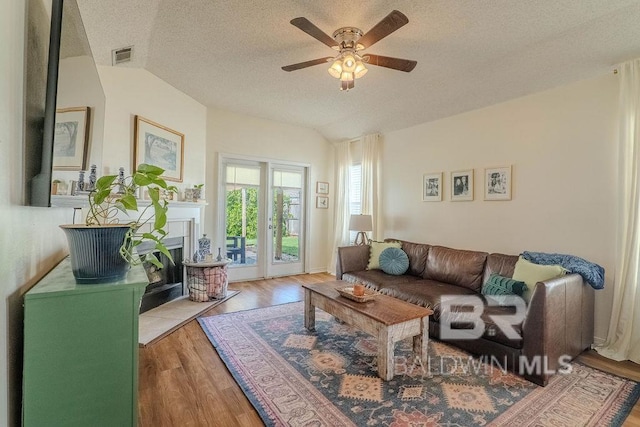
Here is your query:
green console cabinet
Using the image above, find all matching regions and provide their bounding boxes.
[23,258,148,426]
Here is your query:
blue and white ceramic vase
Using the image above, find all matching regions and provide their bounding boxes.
[198,234,211,256]
[192,234,211,262]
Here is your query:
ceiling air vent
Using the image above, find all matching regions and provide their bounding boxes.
[112,46,133,65]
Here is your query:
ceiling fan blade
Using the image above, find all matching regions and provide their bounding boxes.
[282,57,333,72]
[358,10,409,49]
[290,17,337,48]
[363,54,417,72]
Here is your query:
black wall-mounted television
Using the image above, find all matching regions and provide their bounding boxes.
[25,0,63,207]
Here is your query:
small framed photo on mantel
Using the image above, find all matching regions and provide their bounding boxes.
[484,165,512,201]
[422,173,442,202]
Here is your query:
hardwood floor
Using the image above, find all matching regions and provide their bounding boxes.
[138,273,640,426]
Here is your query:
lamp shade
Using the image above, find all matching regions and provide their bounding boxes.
[349,214,373,232]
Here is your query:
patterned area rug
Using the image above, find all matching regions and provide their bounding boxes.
[198,302,640,426]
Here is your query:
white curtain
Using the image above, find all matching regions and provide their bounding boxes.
[361,133,382,240]
[329,140,352,273]
[596,58,640,363]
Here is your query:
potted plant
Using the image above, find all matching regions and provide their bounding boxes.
[60,164,177,283]
[192,183,204,201]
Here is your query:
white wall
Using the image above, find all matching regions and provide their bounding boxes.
[1,0,74,425]
[97,66,207,193]
[382,74,618,342]
[206,108,334,273]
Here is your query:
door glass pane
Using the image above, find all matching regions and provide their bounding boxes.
[225,165,260,267]
[272,170,302,264]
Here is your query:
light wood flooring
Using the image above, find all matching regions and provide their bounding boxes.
[138,273,640,427]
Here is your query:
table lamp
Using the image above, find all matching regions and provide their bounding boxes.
[349,214,373,246]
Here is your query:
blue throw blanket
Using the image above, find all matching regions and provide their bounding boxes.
[521,251,605,290]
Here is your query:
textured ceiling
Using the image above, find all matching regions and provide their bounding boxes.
[60,0,91,59]
[76,0,640,141]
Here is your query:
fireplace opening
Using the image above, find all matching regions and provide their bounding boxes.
[138,237,184,314]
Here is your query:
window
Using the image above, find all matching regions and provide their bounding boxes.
[224,164,261,266]
[349,163,362,242]
[349,163,362,215]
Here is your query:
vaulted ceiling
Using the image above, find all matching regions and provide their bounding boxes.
[77,0,640,141]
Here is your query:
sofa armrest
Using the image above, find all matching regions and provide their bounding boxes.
[521,273,594,385]
[336,245,370,279]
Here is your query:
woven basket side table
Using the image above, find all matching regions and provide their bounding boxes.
[183,260,231,302]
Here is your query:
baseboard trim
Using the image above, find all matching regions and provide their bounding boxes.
[308,267,331,274]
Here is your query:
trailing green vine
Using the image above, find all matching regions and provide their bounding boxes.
[87,163,177,268]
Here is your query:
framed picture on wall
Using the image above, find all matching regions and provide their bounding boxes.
[53,107,91,170]
[134,115,184,182]
[422,172,442,201]
[316,181,329,194]
[316,196,328,209]
[484,165,512,200]
[451,169,474,201]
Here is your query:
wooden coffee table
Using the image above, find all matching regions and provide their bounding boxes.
[302,281,433,381]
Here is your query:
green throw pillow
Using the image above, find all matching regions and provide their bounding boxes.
[367,241,401,270]
[482,273,527,297]
[512,257,567,302]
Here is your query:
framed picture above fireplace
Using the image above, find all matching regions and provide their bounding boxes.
[134,115,184,182]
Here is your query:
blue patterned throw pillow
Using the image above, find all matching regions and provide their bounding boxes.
[379,247,409,275]
[482,273,527,296]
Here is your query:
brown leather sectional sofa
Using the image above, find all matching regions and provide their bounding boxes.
[336,240,595,386]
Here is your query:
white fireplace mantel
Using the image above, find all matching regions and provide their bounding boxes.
[50,195,206,210]
[51,195,207,259]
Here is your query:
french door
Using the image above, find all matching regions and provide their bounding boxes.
[219,156,307,281]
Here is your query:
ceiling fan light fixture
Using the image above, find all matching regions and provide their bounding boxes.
[329,53,366,88]
[340,79,355,91]
[285,11,415,91]
[342,53,356,72]
[340,71,354,82]
[354,59,368,79]
[328,59,342,78]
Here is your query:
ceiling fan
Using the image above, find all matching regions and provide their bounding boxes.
[282,10,417,91]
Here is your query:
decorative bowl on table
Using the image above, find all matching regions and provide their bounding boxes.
[337,286,377,303]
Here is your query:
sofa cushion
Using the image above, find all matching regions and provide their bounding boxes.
[342,271,419,291]
[512,257,567,302]
[482,253,519,284]
[397,240,430,277]
[482,273,527,297]
[377,279,477,320]
[379,247,409,275]
[367,241,401,270]
[423,246,488,292]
